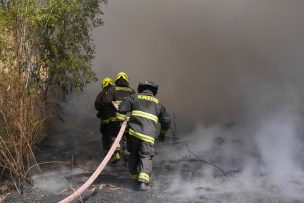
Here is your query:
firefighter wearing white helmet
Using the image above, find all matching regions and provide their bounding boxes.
[94,77,115,156]
[105,72,135,163]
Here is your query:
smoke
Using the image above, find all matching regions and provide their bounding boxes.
[31,168,84,193]
[65,0,304,123]
[61,0,304,201]
[155,110,304,201]
[153,85,304,201]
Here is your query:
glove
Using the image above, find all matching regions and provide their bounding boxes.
[158,132,166,142]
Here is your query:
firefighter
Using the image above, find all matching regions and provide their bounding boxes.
[118,81,171,191]
[94,77,116,157]
[105,72,135,163]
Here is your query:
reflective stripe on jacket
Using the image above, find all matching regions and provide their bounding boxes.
[104,85,135,120]
[100,117,117,125]
[119,90,171,143]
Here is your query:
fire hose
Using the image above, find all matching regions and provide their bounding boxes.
[59,102,125,203]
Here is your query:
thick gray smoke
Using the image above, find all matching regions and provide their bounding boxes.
[67,0,304,123]
[63,0,304,201]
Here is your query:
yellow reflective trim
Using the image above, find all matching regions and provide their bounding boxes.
[116,112,125,116]
[132,110,158,123]
[129,128,155,144]
[109,117,117,122]
[100,119,109,124]
[116,87,133,92]
[116,112,127,121]
[138,172,150,182]
[101,116,118,124]
[137,95,159,103]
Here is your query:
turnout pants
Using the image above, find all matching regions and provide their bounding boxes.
[128,135,155,184]
[101,121,123,152]
[100,124,111,153]
[108,121,129,155]
[108,122,121,150]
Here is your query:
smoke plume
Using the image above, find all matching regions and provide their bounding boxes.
[62,0,304,201]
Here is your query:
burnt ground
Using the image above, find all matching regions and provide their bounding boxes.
[3,118,304,203]
[3,119,183,203]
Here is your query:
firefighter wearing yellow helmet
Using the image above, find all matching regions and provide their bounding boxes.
[116,72,129,82]
[95,77,116,156]
[104,72,135,163]
[101,77,114,89]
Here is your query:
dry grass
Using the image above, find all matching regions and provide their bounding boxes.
[0,70,47,192]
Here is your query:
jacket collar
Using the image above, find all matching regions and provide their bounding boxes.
[141,90,154,96]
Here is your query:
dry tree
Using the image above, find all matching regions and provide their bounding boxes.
[0,0,104,192]
[0,71,47,192]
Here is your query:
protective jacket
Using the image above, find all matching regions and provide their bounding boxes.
[105,81,135,120]
[106,86,135,106]
[95,86,116,124]
[119,90,171,144]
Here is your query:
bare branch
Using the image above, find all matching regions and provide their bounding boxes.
[170,113,177,142]
[184,144,227,177]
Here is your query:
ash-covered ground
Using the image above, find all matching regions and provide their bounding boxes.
[4,114,304,203]
[4,119,178,203]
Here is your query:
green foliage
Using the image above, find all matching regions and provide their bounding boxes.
[0,0,104,96]
[0,0,105,188]
[33,0,102,94]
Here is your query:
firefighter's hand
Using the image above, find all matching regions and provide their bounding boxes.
[158,133,166,142]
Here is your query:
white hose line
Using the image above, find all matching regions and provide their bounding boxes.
[58,120,127,203]
[112,101,119,110]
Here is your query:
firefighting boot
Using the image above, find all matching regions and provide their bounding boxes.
[138,182,150,191]
[111,150,121,164]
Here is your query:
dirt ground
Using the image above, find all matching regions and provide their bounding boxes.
[3,119,183,203]
[3,119,304,203]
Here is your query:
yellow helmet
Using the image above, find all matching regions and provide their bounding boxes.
[101,77,114,88]
[115,72,129,82]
